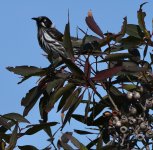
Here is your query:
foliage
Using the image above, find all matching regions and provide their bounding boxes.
[1,3,153,149]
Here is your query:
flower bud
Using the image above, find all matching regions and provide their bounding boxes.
[115,120,122,127]
[127,92,133,99]
[145,99,152,109]
[128,117,136,125]
[121,115,128,124]
[129,106,137,115]
[145,129,153,138]
[136,134,144,141]
[133,91,140,99]
[120,126,128,133]
[140,122,148,131]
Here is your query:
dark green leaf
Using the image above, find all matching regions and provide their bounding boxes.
[45,83,76,112]
[126,24,144,39]
[122,84,137,91]
[74,129,94,135]
[22,86,43,117]
[6,66,45,77]
[7,124,18,150]
[61,55,85,77]
[143,44,148,60]
[18,145,38,150]
[86,138,99,149]
[2,113,30,124]
[25,122,58,135]
[0,117,11,130]
[63,21,74,59]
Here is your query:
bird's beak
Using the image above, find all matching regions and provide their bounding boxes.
[31,17,38,21]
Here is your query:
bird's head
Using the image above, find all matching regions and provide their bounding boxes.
[32,16,53,28]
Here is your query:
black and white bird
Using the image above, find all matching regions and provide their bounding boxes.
[32,16,65,60]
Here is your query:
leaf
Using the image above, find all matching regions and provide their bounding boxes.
[22,86,44,117]
[6,66,45,77]
[57,86,76,112]
[85,10,104,38]
[116,17,127,41]
[84,57,91,79]
[6,124,18,150]
[25,122,58,135]
[74,129,94,135]
[61,88,81,113]
[72,114,86,125]
[0,117,11,130]
[59,141,74,150]
[91,66,123,81]
[86,138,99,149]
[45,83,76,112]
[18,145,38,150]
[143,44,148,60]
[65,134,88,150]
[137,2,150,39]
[126,24,144,39]
[122,84,137,91]
[2,113,29,124]
[102,53,132,62]
[62,92,84,129]
[61,55,85,78]
[63,19,74,60]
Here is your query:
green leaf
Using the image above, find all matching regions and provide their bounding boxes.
[57,86,76,112]
[45,83,76,112]
[63,20,74,59]
[122,84,137,91]
[126,24,144,39]
[6,66,45,77]
[137,2,150,39]
[102,53,132,62]
[61,88,81,113]
[18,145,38,150]
[65,134,88,150]
[61,55,85,77]
[7,124,18,150]
[3,113,30,124]
[22,86,44,117]
[25,122,58,135]
[0,117,11,130]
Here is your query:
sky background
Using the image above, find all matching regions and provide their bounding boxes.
[0,0,153,149]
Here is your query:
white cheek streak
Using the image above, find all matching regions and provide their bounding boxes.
[41,22,46,27]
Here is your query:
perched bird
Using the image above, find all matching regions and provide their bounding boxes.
[32,16,65,61]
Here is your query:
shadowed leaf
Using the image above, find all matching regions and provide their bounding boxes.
[3,113,30,124]
[18,145,38,150]
[0,117,11,130]
[74,129,94,135]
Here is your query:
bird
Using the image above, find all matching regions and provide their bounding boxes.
[32,16,66,64]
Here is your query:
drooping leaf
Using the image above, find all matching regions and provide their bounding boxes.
[25,122,58,135]
[18,145,38,150]
[6,66,45,77]
[2,113,30,124]
[7,124,18,150]
[102,128,110,144]
[91,66,123,81]
[84,57,91,79]
[60,55,85,78]
[85,10,104,38]
[137,2,150,39]
[126,24,144,39]
[63,19,74,60]
[61,88,81,113]
[62,92,84,129]
[57,86,76,112]
[102,53,132,62]
[143,44,148,60]
[22,86,44,117]
[74,129,94,135]
[128,48,141,62]
[45,83,76,112]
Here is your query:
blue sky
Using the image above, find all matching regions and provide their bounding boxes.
[0,0,153,149]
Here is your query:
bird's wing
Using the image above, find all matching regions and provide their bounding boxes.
[47,28,63,42]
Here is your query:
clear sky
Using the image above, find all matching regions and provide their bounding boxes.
[0,0,153,149]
